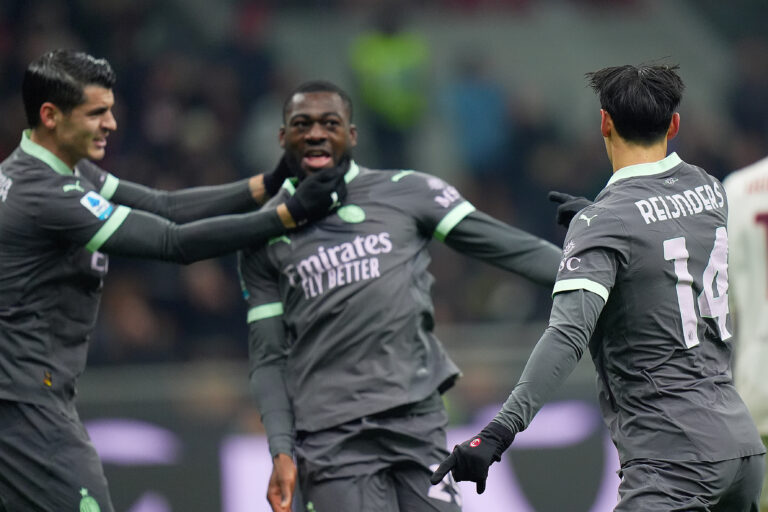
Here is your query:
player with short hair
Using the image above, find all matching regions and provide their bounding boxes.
[725,155,768,512]
[0,49,345,512]
[432,64,766,511]
[238,80,562,512]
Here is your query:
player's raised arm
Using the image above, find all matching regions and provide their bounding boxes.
[75,157,293,224]
[88,164,346,263]
[387,170,562,286]
[442,209,562,286]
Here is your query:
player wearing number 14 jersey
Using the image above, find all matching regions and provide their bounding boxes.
[432,64,765,511]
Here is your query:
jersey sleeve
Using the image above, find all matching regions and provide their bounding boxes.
[493,289,605,434]
[443,209,561,286]
[239,244,284,324]
[390,171,476,241]
[238,246,295,457]
[74,159,120,200]
[32,175,130,250]
[77,159,259,223]
[552,205,628,302]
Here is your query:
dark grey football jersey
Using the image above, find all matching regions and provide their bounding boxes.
[555,153,764,463]
[239,163,473,432]
[0,133,128,407]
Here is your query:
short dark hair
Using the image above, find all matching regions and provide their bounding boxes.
[22,49,116,128]
[586,63,684,144]
[282,80,354,123]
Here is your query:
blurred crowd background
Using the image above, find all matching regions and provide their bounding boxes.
[1,0,767,371]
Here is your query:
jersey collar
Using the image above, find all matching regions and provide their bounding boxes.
[605,152,682,187]
[19,130,74,176]
[281,160,360,195]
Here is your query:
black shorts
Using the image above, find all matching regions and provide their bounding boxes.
[295,398,462,512]
[616,455,765,512]
[0,399,113,512]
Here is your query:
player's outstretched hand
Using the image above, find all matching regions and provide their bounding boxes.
[429,421,515,494]
[548,191,593,227]
[286,160,348,226]
[262,156,293,198]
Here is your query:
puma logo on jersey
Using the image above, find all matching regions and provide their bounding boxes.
[329,191,341,211]
[63,180,84,193]
[579,213,598,226]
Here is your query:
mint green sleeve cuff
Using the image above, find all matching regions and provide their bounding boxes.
[247,302,284,323]
[434,201,476,242]
[85,205,131,252]
[552,278,609,302]
[99,174,120,200]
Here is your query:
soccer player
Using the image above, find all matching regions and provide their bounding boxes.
[0,50,346,512]
[431,64,767,511]
[238,80,562,512]
[725,155,768,512]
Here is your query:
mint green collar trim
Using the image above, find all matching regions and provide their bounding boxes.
[345,161,360,183]
[606,152,682,187]
[19,130,74,176]
[281,177,297,195]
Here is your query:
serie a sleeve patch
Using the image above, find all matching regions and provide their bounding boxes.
[80,191,114,220]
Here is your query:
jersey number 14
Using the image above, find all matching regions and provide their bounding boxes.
[664,226,730,348]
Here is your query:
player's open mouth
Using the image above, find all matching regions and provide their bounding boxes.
[93,138,107,149]
[303,151,332,169]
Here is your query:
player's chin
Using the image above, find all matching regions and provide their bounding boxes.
[302,164,335,175]
[88,147,107,160]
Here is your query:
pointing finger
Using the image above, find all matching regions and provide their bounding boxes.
[429,453,456,485]
[548,191,575,204]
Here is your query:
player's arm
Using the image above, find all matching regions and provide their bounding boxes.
[430,287,606,493]
[88,166,346,262]
[249,315,296,512]
[432,210,624,493]
[493,289,604,432]
[442,210,562,286]
[239,250,296,512]
[396,171,560,286]
[76,158,291,223]
[493,210,622,432]
[98,206,290,263]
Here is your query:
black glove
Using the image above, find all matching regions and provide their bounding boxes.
[548,191,593,228]
[262,157,292,198]
[429,421,515,494]
[286,162,348,226]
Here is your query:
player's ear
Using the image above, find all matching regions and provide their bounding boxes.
[600,109,612,138]
[39,102,59,130]
[666,113,680,140]
[349,124,358,148]
[278,126,286,148]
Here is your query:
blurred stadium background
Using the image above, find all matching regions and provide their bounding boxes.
[1,0,767,510]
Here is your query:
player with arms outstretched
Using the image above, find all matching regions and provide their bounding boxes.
[239,80,562,512]
[0,50,345,512]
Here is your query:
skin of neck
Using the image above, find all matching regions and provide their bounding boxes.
[601,109,680,173]
[29,128,73,167]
